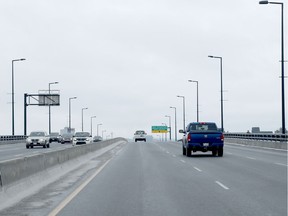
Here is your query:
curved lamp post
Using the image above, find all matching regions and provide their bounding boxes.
[48,81,59,134]
[170,106,177,141]
[12,58,26,135]
[90,116,96,136]
[81,107,88,132]
[69,97,77,131]
[259,0,285,134]
[177,95,186,131]
[208,55,224,132]
[188,80,199,122]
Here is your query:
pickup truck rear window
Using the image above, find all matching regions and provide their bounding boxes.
[188,123,218,132]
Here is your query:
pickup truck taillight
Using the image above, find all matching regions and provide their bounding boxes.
[221,134,224,142]
[187,133,191,142]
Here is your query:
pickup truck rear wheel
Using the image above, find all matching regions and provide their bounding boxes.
[212,149,217,156]
[186,147,191,157]
[182,146,186,155]
[218,147,223,157]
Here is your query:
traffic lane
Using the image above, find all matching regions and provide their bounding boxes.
[0,141,72,162]
[160,140,287,166]
[0,141,126,216]
[224,143,287,165]
[156,141,287,216]
[57,141,274,216]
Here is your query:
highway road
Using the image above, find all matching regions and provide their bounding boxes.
[0,141,287,216]
[0,141,72,162]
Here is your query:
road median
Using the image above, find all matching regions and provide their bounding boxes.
[0,138,127,211]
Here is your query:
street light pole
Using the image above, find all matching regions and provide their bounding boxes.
[81,107,88,132]
[90,116,96,136]
[208,55,224,132]
[102,130,106,139]
[48,82,58,134]
[162,123,167,141]
[68,97,77,132]
[170,106,177,141]
[177,95,186,131]
[97,123,102,136]
[11,58,26,135]
[188,80,199,122]
[165,115,172,141]
[259,0,286,134]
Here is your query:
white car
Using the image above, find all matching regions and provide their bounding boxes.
[134,130,147,142]
[26,131,50,149]
[73,132,92,146]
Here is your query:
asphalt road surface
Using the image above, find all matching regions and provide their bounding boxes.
[1,141,287,216]
[0,141,72,162]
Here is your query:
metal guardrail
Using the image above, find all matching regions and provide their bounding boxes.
[224,133,287,142]
[0,135,27,142]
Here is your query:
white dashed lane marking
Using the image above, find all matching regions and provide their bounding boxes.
[215,181,230,190]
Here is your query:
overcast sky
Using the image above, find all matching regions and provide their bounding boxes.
[0,0,287,139]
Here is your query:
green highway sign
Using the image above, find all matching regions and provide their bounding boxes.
[152,126,168,133]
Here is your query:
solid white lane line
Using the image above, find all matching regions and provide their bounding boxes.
[246,156,256,160]
[48,159,112,216]
[225,142,288,152]
[215,181,229,190]
[193,167,202,172]
[180,159,186,163]
[172,154,176,157]
[274,162,288,167]
[226,152,233,155]
[13,154,24,157]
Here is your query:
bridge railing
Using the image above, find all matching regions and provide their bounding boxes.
[224,133,287,142]
[0,135,27,142]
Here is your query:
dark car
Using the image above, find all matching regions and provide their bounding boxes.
[48,132,61,143]
[61,133,73,144]
[93,136,103,142]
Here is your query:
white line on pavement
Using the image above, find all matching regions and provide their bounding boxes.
[274,162,288,167]
[215,181,230,190]
[180,159,186,163]
[225,142,288,152]
[246,156,256,160]
[48,159,112,216]
[193,167,202,172]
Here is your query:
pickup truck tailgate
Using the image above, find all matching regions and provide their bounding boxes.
[189,132,223,144]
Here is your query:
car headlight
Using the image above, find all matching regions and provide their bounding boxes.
[73,138,77,141]
[26,138,31,142]
[39,139,44,142]
[86,138,90,141]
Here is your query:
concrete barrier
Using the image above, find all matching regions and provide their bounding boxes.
[225,138,287,150]
[0,140,24,145]
[0,138,127,188]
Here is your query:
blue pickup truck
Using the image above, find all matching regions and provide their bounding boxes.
[180,122,224,157]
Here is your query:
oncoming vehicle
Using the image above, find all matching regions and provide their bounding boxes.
[180,122,224,157]
[73,132,92,145]
[60,133,73,144]
[26,131,50,149]
[133,130,147,142]
[48,132,61,143]
[93,136,103,142]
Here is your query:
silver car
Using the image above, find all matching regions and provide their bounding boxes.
[26,131,50,149]
[73,132,92,145]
